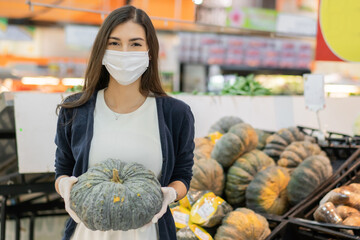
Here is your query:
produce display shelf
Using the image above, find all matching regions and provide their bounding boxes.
[0,172,65,240]
[297,125,360,165]
[0,93,66,240]
[265,219,360,240]
[286,148,360,239]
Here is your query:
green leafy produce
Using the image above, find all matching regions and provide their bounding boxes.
[66,85,83,92]
[221,74,271,96]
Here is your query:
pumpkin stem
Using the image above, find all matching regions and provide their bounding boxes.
[111,169,123,184]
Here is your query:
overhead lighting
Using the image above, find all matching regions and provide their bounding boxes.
[193,0,203,5]
[324,84,360,93]
[21,77,60,85]
[62,78,84,86]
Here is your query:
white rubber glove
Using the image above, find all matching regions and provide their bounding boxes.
[58,176,81,223]
[152,187,177,223]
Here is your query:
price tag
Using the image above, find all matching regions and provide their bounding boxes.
[303,74,325,112]
[197,202,215,220]
[194,227,210,240]
[172,211,189,226]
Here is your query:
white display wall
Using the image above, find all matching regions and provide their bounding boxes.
[175,95,360,137]
[12,92,360,173]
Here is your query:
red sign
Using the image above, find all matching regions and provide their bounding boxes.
[315,17,342,62]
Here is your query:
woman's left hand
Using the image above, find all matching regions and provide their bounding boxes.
[140,187,177,232]
[151,187,177,223]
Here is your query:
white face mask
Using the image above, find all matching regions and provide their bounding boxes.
[102,50,149,86]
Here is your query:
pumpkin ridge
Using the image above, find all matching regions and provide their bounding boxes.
[190,158,225,195]
[226,150,275,207]
[246,166,290,215]
[247,152,261,174]
[208,116,244,134]
[287,155,332,205]
[278,129,295,144]
[192,164,209,189]
[94,182,114,230]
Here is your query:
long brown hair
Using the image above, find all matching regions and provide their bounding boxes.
[59,5,166,109]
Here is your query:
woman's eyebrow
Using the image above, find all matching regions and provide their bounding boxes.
[108,37,145,42]
[129,38,145,42]
[109,36,120,41]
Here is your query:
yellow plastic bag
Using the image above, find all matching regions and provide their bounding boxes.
[189,222,213,240]
[190,192,232,227]
[179,190,210,210]
[170,206,190,229]
[208,131,223,144]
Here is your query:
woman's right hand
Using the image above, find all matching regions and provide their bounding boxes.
[58,176,81,223]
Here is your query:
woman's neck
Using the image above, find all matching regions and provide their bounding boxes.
[104,77,146,114]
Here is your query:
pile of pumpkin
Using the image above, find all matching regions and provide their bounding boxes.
[313,183,360,235]
[171,190,271,240]
[189,116,334,235]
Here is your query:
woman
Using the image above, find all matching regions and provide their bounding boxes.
[54,5,194,240]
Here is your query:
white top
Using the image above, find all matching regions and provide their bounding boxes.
[71,89,163,240]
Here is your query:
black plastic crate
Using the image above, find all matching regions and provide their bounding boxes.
[283,148,360,218]
[297,126,360,167]
[287,148,360,239]
[266,219,360,240]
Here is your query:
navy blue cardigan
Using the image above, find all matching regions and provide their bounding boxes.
[54,91,195,240]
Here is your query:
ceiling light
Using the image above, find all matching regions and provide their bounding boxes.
[193,0,203,5]
[62,78,84,86]
[21,77,60,85]
[324,84,360,93]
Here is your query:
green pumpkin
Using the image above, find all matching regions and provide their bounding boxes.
[194,137,214,160]
[225,150,275,207]
[176,227,198,240]
[208,116,244,134]
[246,166,290,215]
[264,127,305,160]
[190,158,225,196]
[287,155,333,206]
[70,159,163,231]
[277,141,326,169]
[214,208,271,240]
[254,129,272,150]
[211,123,258,168]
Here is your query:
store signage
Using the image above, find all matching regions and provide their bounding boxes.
[303,74,325,112]
[195,5,227,26]
[240,8,277,32]
[196,5,277,32]
[0,25,34,41]
[316,0,360,62]
[225,7,277,31]
[65,25,99,49]
[276,13,317,36]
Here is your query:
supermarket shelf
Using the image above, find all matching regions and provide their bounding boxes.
[218,65,311,76]
[179,62,310,92]
[180,62,310,76]
[0,92,14,113]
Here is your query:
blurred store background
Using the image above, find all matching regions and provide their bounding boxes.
[0,0,359,97]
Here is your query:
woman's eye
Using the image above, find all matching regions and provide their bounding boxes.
[108,42,119,46]
[132,42,142,47]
